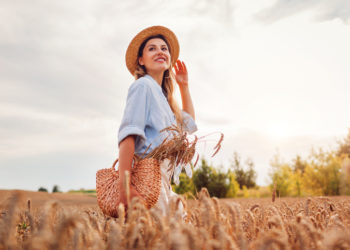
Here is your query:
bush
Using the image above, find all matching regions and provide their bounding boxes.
[192,159,240,198]
[38,187,48,192]
[172,172,195,198]
[52,185,61,193]
[230,152,257,189]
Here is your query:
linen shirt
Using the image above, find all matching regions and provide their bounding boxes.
[118,74,197,157]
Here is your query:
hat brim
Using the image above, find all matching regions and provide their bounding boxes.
[125,26,180,76]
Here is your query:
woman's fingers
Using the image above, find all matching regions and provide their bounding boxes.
[173,63,178,73]
[176,60,183,71]
[182,61,187,73]
[175,59,187,73]
[130,186,147,206]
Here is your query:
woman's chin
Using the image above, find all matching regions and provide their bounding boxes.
[149,66,169,73]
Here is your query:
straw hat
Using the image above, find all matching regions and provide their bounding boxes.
[125,25,180,76]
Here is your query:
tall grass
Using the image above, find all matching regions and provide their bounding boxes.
[1,190,350,249]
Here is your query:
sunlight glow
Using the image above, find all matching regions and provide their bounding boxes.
[265,122,292,138]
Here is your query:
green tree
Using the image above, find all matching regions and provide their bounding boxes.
[302,149,341,196]
[192,158,211,193]
[226,171,240,198]
[207,169,230,198]
[52,185,61,193]
[192,158,236,198]
[38,187,48,192]
[230,152,256,189]
[290,155,307,196]
[340,157,350,195]
[337,128,350,158]
[269,152,294,197]
[268,133,350,197]
[172,172,195,197]
[292,155,306,174]
[336,130,350,195]
[245,158,257,188]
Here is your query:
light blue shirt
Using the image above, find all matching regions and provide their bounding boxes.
[118,74,197,157]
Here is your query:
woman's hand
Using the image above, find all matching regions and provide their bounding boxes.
[173,60,188,89]
[119,185,145,208]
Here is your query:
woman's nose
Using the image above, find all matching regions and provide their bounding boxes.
[156,48,163,54]
[155,51,165,58]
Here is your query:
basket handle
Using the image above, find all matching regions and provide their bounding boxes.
[112,158,119,170]
[111,155,140,171]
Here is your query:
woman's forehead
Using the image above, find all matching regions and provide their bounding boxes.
[145,38,168,47]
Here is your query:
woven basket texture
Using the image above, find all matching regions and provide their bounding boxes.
[96,157,161,217]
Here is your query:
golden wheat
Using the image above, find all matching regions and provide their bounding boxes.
[1,190,350,250]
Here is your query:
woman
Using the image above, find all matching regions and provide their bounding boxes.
[118,26,197,216]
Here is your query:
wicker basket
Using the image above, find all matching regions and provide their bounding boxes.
[96,157,161,217]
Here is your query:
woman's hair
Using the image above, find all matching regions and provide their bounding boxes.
[135,35,183,124]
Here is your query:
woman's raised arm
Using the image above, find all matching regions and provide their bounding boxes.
[174,60,195,120]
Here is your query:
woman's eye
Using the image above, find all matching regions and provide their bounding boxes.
[162,47,168,51]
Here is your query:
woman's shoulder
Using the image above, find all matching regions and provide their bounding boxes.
[130,75,153,91]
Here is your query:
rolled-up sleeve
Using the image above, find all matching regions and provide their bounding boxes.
[181,110,198,134]
[118,82,149,147]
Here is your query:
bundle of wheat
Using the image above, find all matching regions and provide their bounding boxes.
[142,124,224,175]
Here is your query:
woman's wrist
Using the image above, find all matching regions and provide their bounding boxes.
[119,177,128,190]
[179,84,189,93]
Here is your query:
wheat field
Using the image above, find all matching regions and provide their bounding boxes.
[0,189,349,250]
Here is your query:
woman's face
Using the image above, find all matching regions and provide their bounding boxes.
[138,38,171,74]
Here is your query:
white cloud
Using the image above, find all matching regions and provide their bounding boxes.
[255,0,350,24]
[0,0,349,190]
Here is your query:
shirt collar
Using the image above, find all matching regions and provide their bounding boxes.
[145,74,162,91]
[144,74,168,99]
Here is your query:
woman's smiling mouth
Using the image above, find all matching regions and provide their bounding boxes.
[155,57,166,62]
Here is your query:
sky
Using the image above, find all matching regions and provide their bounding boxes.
[1,0,349,191]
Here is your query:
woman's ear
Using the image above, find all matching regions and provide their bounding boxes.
[138,57,144,66]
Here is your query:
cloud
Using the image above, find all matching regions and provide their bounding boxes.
[1,0,348,191]
[255,0,350,24]
[0,0,236,121]
[0,150,110,191]
[0,1,130,118]
[0,0,240,190]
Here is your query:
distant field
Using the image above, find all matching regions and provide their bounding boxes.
[0,189,97,209]
[1,189,349,249]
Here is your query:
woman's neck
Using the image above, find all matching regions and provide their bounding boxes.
[147,71,164,86]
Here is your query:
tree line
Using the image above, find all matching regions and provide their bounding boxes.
[38,185,61,193]
[173,152,258,198]
[269,129,350,197]
[174,129,350,198]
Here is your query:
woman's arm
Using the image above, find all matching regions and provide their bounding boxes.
[180,85,195,120]
[174,60,195,120]
[118,135,142,206]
